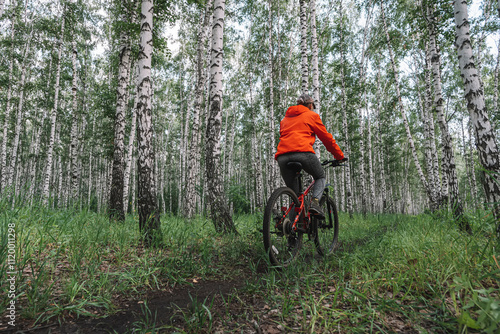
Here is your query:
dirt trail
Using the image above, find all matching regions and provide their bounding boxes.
[7,280,242,334]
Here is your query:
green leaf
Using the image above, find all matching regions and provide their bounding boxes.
[458,312,481,330]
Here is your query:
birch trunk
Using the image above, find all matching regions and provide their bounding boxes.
[367,110,375,212]
[88,117,95,207]
[310,0,321,159]
[454,0,500,229]
[184,0,212,218]
[249,69,263,208]
[9,29,32,190]
[357,1,372,214]
[380,0,430,199]
[299,0,309,94]
[109,0,133,221]
[205,0,237,234]
[42,8,65,206]
[28,97,49,203]
[137,0,161,245]
[70,36,79,204]
[123,99,137,214]
[0,0,5,18]
[1,10,16,193]
[268,0,278,191]
[494,42,500,114]
[375,71,388,212]
[340,0,353,216]
[461,118,473,206]
[227,102,236,183]
[427,5,465,223]
[468,120,479,200]
[421,47,442,209]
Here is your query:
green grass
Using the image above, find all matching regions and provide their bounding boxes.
[0,201,499,333]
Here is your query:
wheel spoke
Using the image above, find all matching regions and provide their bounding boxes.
[263,188,302,267]
[314,195,339,256]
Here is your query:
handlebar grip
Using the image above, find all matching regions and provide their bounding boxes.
[322,158,348,167]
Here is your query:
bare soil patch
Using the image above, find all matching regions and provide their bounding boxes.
[5,279,243,334]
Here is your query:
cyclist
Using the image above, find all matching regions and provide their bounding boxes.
[275,94,345,218]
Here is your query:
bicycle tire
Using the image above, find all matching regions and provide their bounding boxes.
[263,187,303,267]
[313,194,339,256]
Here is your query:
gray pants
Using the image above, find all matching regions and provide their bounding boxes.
[277,152,325,200]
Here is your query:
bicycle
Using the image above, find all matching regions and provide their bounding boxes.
[262,158,346,267]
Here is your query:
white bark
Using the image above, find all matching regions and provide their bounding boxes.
[123,100,137,214]
[468,120,479,200]
[185,0,213,218]
[357,1,372,214]
[299,0,308,95]
[421,47,442,209]
[268,0,278,191]
[1,9,16,193]
[495,42,500,114]
[427,4,463,216]
[367,109,375,212]
[310,0,321,159]
[340,0,353,216]
[375,71,387,212]
[454,0,500,224]
[9,28,33,190]
[0,0,5,18]
[70,36,79,204]
[88,117,95,207]
[205,0,236,233]
[28,53,51,202]
[42,8,65,206]
[137,0,161,244]
[249,68,263,208]
[110,0,133,220]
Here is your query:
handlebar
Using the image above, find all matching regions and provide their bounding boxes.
[321,158,348,167]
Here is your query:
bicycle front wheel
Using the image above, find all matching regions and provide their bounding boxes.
[313,194,339,256]
[263,187,303,268]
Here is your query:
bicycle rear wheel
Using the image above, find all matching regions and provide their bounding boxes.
[313,194,339,256]
[263,187,303,267]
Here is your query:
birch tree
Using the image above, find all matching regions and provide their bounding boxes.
[0,0,5,18]
[70,10,79,204]
[123,98,137,214]
[340,0,353,216]
[42,5,66,206]
[8,24,33,192]
[425,1,466,226]
[454,0,500,232]
[110,0,134,221]
[137,0,161,245]
[185,0,213,218]
[1,2,16,193]
[299,0,308,95]
[267,0,277,192]
[356,0,372,214]
[205,0,237,234]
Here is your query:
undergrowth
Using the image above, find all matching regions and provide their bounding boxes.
[0,200,498,333]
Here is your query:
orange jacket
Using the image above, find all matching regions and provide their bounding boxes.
[275,105,344,160]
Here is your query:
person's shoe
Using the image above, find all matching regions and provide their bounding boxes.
[309,198,325,219]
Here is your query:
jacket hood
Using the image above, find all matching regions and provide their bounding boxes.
[285,105,310,117]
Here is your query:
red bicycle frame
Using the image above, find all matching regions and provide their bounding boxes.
[291,179,315,232]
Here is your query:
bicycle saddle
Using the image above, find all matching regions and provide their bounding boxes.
[287,162,303,173]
